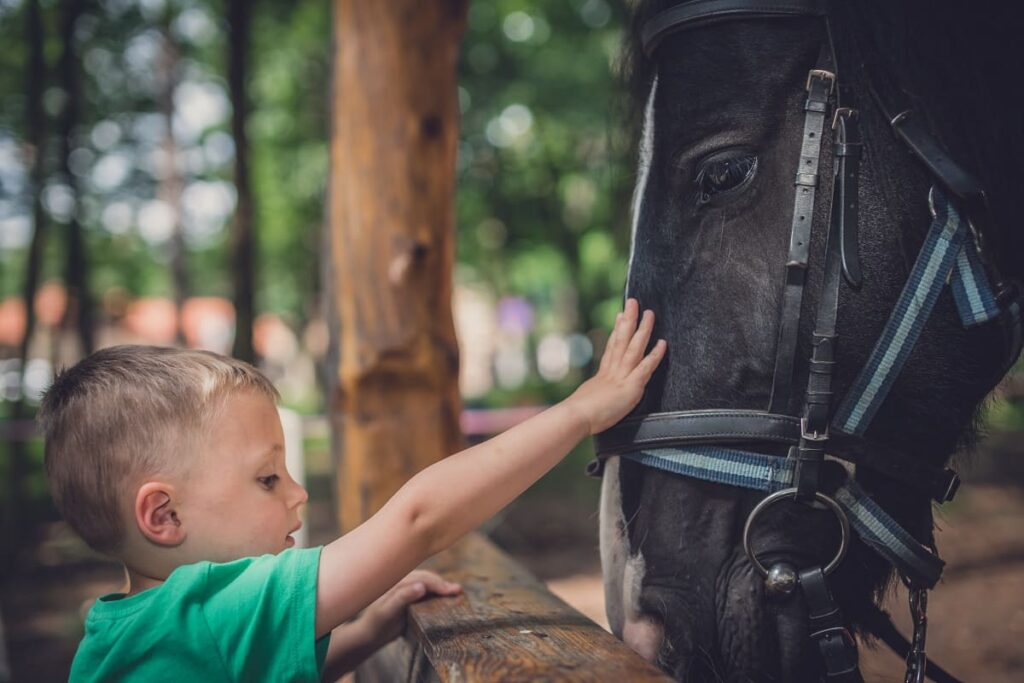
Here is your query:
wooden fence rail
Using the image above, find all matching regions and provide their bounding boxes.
[357,533,671,682]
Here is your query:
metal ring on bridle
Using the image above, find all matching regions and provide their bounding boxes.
[742,488,851,577]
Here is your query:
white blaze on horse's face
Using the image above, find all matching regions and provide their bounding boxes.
[601,73,666,663]
[599,458,666,663]
[599,457,628,636]
[626,74,659,289]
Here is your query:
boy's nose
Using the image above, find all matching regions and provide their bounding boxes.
[291,482,309,507]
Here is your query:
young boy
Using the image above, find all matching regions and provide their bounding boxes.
[40,299,665,681]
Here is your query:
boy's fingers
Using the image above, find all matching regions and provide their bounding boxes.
[604,299,639,366]
[419,574,462,596]
[599,313,622,370]
[403,570,461,596]
[623,298,639,332]
[630,339,667,381]
[604,310,628,365]
[396,582,426,606]
[623,310,655,367]
[372,582,424,624]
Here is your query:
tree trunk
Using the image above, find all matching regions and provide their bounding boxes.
[5,0,48,561]
[159,16,188,345]
[18,0,47,371]
[327,0,468,532]
[57,0,93,356]
[228,0,255,363]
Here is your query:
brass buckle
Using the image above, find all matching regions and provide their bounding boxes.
[806,69,836,94]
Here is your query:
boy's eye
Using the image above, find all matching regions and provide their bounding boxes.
[258,474,280,490]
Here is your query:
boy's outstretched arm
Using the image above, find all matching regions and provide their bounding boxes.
[315,299,665,637]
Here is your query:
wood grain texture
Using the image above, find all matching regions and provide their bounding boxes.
[327,0,468,531]
[358,534,672,682]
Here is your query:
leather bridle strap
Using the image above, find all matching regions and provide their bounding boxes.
[641,0,826,56]
[831,2,1024,384]
[793,104,861,501]
[590,444,946,586]
[768,63,835,414]
[593,409,801,451]
[592,410,959,503]
[800,566,863,681]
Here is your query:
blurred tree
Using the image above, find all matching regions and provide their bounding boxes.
[56,0,94,356]
[158,8,188,345]
[228,0,255,363]
[18,0,48,369]
[5,0,49,563]
[456,0,635,341]
[0,0,637,404]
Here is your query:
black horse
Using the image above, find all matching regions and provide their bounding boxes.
[595,1,1024,681]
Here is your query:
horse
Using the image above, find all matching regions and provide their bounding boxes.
[592,1,1024,681]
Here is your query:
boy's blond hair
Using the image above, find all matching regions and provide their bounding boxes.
[38,345,279,554]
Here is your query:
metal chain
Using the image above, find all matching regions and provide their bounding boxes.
[903,584,929,683]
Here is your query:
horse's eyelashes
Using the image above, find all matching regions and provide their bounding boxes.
[694,150,758,205]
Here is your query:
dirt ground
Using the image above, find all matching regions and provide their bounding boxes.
[3,483,1024,681]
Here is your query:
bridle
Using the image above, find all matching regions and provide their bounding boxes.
[590,1,1024,682]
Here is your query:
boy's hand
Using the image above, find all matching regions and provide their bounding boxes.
[358,569,462,646]
[568,298,666,435]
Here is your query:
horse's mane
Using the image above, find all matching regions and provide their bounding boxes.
[620,0,1024,277]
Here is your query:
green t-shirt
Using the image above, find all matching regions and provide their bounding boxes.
[70,547,330,682]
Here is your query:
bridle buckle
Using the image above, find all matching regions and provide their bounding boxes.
[832,107,858,130]
[806,69,836,94]
[801,417,829,442]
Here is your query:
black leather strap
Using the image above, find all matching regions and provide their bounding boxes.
[799,567,863,682]
[592,408,959,502]
[593,409,801,453]
[641,0,826,56]
[835,109,863,288]
[768,64,835,415]
[793,105,860,501]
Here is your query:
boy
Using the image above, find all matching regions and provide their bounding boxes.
[40,299,665,681]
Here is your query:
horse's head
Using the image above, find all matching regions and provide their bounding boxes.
[599,1,1023,680]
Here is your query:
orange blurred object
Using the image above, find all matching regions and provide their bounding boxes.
[123,298,178,345]
[35,281,67,327]
[181,297,235,352]
[0,297,26,346]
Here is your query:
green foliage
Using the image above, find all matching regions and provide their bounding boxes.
[0,0,636,406]
[457,0,634,334]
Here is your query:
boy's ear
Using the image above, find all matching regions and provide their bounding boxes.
[135,482,185,547]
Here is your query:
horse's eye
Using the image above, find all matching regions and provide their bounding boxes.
[694,150,757,205]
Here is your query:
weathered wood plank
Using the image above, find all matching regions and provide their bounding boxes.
[359,533,672,682]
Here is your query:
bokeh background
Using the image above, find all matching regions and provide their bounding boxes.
[1,1,1022,681]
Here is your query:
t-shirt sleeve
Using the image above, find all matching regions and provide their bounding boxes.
[199,546,324,682]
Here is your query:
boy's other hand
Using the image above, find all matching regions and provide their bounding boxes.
[359,569,462,646]
[568,298,666,435]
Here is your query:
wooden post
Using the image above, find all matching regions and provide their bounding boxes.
[327,0,468,532]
